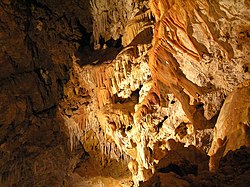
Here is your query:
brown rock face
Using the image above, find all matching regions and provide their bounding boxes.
[0,0,250,186]
[0,0,91,186]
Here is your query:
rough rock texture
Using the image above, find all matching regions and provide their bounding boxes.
[61,0,250,185]
[140,146,250,187]
[0,0,91,186]
[0,0,250,186]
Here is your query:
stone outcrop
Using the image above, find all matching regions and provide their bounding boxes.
[140,146,250,187]
[209,80,250,172]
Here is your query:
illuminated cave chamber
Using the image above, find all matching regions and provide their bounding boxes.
[0,0,249,186]
[62,0,250,186]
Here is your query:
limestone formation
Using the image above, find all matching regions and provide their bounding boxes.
[208,80,250,172]
[0,0,249,186]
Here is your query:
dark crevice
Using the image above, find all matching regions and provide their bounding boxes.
[157,115,168,130]
[31,0,53,18]
[113,88,140,104]
[158,164,184,176]
[170,100,176,104]
[77,21,93,51]
[127,125,132,131]
[74,30,123,66]
[99,36,122,49]
[158,162,198,177]
[149,147,153,155]
[24,35,39,58]
[131,88,140,103]
[195,103,204,109]
[243,65,249,73]
[208,113,219,128]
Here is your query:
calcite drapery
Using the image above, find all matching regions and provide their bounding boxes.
[61,0,250,185]
[208,80,250,172]
[1,0,249,186]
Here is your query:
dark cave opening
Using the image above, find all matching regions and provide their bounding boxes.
[75,33,123,66]
[99,35,122,49]
[157,115,168,129]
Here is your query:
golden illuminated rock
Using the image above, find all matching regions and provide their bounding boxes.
[0,0,249,186]
[208,80,250,172]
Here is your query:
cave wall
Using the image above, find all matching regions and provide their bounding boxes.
[0,0,250,186]
[0,0,92,186]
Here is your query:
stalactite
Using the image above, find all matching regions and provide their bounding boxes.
[60,111,82,151]
[122,9,154,47]
[49,0,250,186]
